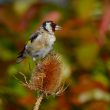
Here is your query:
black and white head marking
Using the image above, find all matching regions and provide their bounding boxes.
[41,21,56,33]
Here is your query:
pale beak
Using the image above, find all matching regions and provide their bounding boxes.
[55,25,62,30]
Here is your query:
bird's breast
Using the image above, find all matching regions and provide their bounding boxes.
[48,35,56,46]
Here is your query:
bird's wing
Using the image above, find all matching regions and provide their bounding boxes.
[26,31,40,47]
[26,30,46,52]
[29,31,39,43]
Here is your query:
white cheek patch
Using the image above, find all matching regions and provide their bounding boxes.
[46,23,52,32]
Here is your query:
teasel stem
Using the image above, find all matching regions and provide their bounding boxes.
[34,94,44,110]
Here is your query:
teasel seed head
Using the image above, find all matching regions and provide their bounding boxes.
[25,51,63,96]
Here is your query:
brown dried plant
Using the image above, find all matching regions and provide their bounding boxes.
[18,51,65,110]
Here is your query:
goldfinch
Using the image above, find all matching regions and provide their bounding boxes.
[17,21,61,63]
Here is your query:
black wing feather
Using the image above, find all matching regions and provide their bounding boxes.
[30,32,38,42]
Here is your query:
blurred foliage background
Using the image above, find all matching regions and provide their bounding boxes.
[0,0,110,110]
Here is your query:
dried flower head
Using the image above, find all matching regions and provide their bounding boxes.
[22,51,64,96]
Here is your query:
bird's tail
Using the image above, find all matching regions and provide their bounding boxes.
[16,47,26,63]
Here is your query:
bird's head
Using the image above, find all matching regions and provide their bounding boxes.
[41,21,61,33]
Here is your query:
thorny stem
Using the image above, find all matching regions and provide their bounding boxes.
[34,94,44,110]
